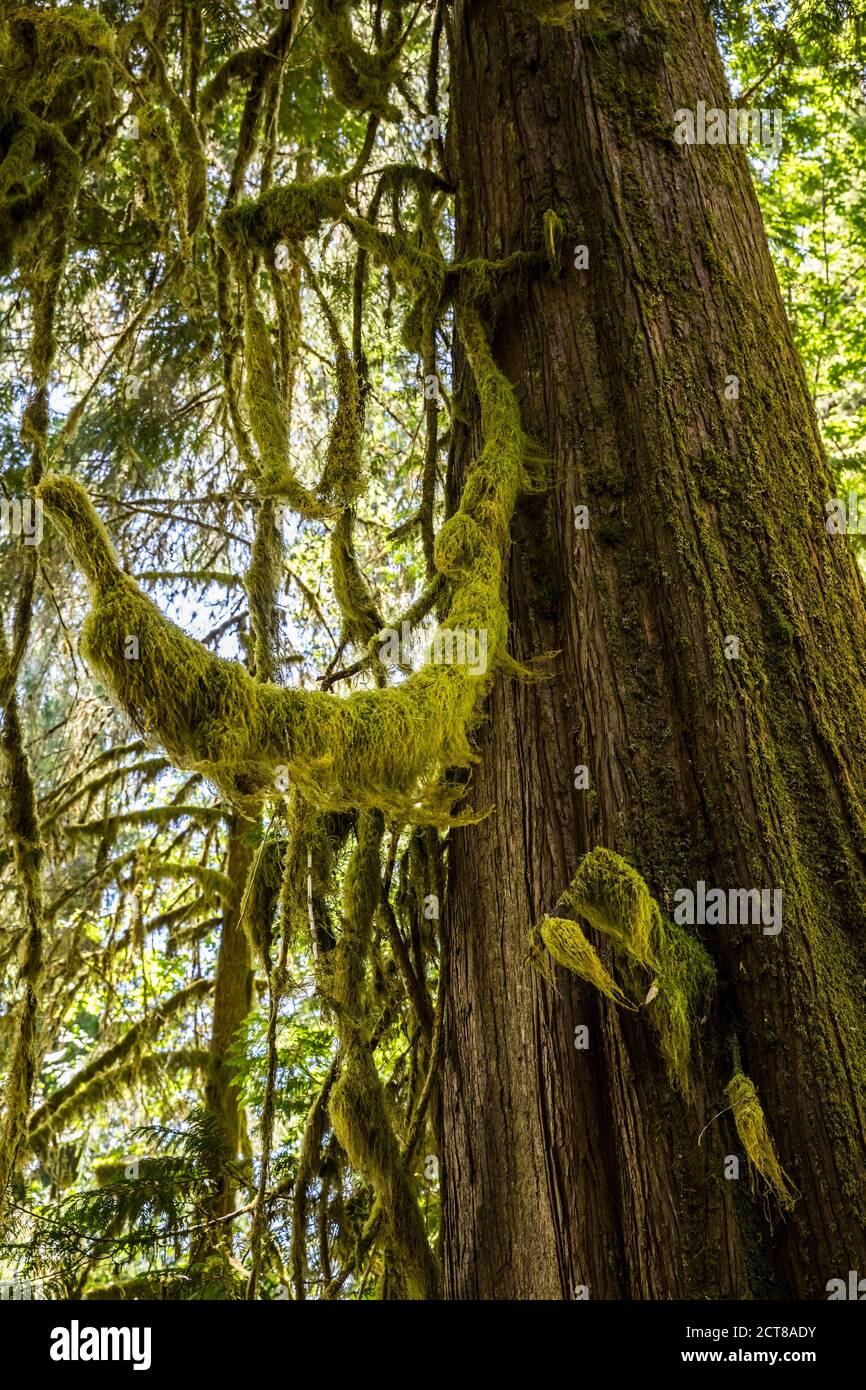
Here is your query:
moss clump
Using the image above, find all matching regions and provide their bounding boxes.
[726,1070,798,1211]
[562,845,660,971]
[533,847,715,1096]
[310,0,402,121]
[523,0,576,24]
[433,512,490,580]
[216,176,347,258]
[7,5,115,61]
[536,916,635,1008]
[542,208,564,276]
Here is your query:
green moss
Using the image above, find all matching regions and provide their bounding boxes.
[245,499,282,682]
[524,0,576,25]
[0,697,44,1196]
[310,0,402,121]
[329,1040,438,1297]
[726,1070,798,1211]
[542,208,564,277]
[243,300,331,514]
[534,847,715,1096]
[39,306,525,821]
[533,915,636,1008]
[331,508,384,650]
[216,176,347,257]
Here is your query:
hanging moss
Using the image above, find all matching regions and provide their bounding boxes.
[241,833,285,968]
[245,498,283,682]
[326,810,439,1298]
[542,208,564,277]
[331,508,384,651]
[0,696,45,1198]
[534,916,635,1008]
[726,1070,798,1211]
[243,300,332,514]
[310,0,402,121]
[27,980,213,1150]
[137,104,192,261]
[562,845,660,971]
[329,1040,439,1297]
[312,284,365,507]
[534,847,715,1096]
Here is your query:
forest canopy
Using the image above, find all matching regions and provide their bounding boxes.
[1,0,866,1302]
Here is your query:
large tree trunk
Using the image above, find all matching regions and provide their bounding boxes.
[442,0,866,1300]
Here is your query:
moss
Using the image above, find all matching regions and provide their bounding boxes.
[524,0,576,25]
[316,300,365,507]
[28,980,213,1149]
[325,810,439,1298]
[39,306,525,821]
[542,207,564,277]
[137,103,191,260]
[563,844,659,970]
[216,176,347,257]
[534,847,715,1096]
[726,1070,798,1212]
[0,696,44,1197]
[329,1041,439,1298]
[310,0,402,121]
[433,512,490,580]
[534,915,635,1007]
[245,498,282,682]
[330,508,384,651]
[243,300,331,514]
[7,5,115,61]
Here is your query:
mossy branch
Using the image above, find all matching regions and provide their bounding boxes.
[27,980,213,1148]
[38,308,526,820]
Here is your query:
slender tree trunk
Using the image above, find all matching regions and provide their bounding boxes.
[205,816,253,1217]
[442,0,866,1300]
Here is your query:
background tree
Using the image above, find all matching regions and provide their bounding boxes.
[0,0,864,1301]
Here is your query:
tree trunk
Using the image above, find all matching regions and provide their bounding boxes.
[442,0,866,1300]
[204,815,253,1217]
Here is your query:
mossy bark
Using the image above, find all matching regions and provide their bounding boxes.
[442,0,866,1299]
[203,816,253,1219]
